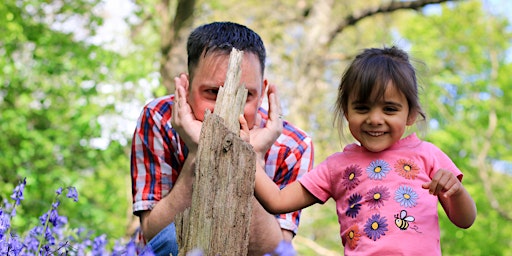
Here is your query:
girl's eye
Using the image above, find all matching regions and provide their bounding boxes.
[354,105,369,112]
[383,106,399,113]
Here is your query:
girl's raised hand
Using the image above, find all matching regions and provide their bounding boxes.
[422,169,462,198]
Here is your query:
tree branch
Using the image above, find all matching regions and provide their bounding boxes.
[328,0,460,44]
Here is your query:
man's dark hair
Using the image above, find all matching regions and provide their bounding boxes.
[187,21,266,80]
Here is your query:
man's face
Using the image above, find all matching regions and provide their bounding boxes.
[186,52,266,128]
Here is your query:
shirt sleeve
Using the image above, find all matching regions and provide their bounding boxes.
[299,155,336,204]
[426,142,463,181]
[270,124,314,234]
[131,98,182,215]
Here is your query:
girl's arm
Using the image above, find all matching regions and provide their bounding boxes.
[254,161,319,214]
[422,169,477,229]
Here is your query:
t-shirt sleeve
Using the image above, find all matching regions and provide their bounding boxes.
[427,143,463,181]
[299,156,335,203]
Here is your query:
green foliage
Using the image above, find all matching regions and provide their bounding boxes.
[400,1,512,254]
[0,0,130,241]
[2,0,511,254]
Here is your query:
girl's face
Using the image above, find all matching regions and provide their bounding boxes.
[345,82,417,152]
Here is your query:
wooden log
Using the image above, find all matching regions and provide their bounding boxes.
[176,48,254,255]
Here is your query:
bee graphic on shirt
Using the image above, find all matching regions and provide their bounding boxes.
[395,209,415,230]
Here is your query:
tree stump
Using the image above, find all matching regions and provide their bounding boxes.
[175,49,254,256]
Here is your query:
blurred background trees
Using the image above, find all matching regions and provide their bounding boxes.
[1,0,511,254]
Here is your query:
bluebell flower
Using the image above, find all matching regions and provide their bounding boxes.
[66,187,79,202]
[10,178,26,206]
[0,210,11,240]
[92,234,108,255]
[264,240,296,256]
[0,177,160,255]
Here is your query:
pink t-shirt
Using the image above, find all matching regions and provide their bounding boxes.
[299,134,462,255]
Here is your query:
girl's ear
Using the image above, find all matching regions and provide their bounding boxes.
[406,111,418,126]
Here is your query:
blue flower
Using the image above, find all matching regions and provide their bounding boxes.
[10,178,26,206]
[394,185,419,208]
[0,210,11,240]
[66,187,79,202]
[366,160,391,180]
[1,177,154,255]
[345,193,362,218]
[264,240,296,256]
[364,214,388,241]
[92,234,108,255]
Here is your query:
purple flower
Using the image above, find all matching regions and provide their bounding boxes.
[10,178,26,206]
[345,193,362,218]
[92,234,107,255]
[363,214,388,241]
[66,187,79,202]
[264,240,296,256]
[1,177,159,255]
[0,210,11,240]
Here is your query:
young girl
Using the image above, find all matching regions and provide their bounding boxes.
[254,46,476,255]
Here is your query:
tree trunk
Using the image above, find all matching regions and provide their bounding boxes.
[176,49,254,255]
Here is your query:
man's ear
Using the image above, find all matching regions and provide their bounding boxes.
[184,73,191,92]
[259,79,269,105]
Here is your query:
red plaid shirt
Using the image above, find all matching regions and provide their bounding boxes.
[131,95,314,234]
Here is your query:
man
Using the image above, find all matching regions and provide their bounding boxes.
[131,21,314,256]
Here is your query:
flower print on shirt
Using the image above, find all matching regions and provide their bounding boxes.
[394,159,420,180]
[345,193,363,218]
[365,186,390,209]
[394,185,419,208]
[342,164,363,190]
[364,214,388,241]
[366,159,391,180]
[344,224,362,250]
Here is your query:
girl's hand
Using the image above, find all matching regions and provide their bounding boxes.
[249,84,283,162]
[422,169,462,198]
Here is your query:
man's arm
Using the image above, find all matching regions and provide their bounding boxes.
[139,152,196,241]
[140,74,201,241]
[248,197,293,256]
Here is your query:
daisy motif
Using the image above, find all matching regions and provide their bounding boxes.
[345,193,362,218]
[394,185,419,208]
[344,224,362,250]
[342,165,362,190]
[366,159,391,180]
[364,214,388,241]
[365,186,390,209]
[394,159,420,180]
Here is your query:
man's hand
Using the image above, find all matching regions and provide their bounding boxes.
[422,168,462,198]
[171,73,202,153]
[249,84,283,161]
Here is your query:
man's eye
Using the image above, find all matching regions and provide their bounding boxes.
[206,89,219,95]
